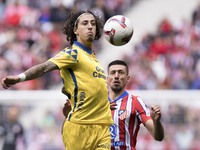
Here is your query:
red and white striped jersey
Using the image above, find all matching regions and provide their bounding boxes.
[109,91,151,150]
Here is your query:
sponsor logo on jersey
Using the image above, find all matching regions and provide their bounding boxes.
[110,124,116,139]
[93,66,106,79]
[112,141,124,146]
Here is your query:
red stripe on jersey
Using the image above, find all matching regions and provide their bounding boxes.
[130,95,151,148]
[111,109,115,119]
[128,96,140,149]
[129,110,140,149]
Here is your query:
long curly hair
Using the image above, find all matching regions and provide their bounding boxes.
[62,10,104,46]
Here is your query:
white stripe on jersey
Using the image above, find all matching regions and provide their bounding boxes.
[113,99,121,150]
[137,97,151,116]
[125,94,132,149]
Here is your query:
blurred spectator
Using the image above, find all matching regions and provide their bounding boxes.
[0,0,6,22]
[174,125,193,150]
[192,2,200,26]
[157,18,174,37]
[4,1,29,27]
[91,0,114,22]
[38,6,51,23]
[0,105,26,150]
[50,3,70,23]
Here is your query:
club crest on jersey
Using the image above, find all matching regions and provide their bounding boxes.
[118,110,126,116]
[118,110,128,120]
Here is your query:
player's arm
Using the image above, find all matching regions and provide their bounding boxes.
[61,86,72,118]
[144,105,164,141]
[1,61,58,89]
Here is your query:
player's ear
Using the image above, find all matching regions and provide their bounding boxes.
[74,27,78,35]
[126,75,130,83]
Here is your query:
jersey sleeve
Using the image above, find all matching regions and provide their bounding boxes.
[48,48,78,69]
[133,96,151,124]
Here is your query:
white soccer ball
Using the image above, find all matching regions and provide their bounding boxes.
[103,15,134,46]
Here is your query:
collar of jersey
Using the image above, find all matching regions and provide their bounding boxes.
[74,41,93,54]
[109,91,128,103]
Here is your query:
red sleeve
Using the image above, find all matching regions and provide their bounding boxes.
[132,96,151,124]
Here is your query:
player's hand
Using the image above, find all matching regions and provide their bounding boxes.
[61,86,72,117]
[1,76,20,89]
[110,101,117,110]
[63,100,71,118]
[150,105,161,122]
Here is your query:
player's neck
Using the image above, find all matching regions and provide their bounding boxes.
[78,40,93,49]
[109,90,124,101]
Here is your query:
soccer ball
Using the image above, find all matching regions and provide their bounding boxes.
[103,15,133,46]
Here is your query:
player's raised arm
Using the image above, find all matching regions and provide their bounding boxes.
[1,61,58,89]
[144,105,164,141]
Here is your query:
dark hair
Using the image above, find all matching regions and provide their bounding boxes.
[62,10,104,46]
[108,60,129,75]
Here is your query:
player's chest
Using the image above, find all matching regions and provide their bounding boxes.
[111,100,133,121]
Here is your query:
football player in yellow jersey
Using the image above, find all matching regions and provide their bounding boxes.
[1,10,113,149]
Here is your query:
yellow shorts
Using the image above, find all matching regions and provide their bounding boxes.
[62,120,111,150]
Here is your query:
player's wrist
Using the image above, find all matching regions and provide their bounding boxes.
[17,73,26,82]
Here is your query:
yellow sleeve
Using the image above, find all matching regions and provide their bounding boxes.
[48,48,78,69]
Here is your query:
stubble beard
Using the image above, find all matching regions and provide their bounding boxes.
[87,36,95,42]
[111,86,122,94]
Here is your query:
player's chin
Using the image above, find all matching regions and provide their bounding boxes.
[86,36,95,42]
[111,86,121,93]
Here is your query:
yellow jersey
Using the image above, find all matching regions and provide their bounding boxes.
[48,41,113,125]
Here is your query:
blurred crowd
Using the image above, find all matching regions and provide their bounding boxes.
[0,0,137,90]
[1,1,200,91]
[136,103,200,150]
[1,101,200,150]
[0,104,65,150]
[123,3,200,90]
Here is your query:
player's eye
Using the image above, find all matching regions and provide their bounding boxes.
[118,70,125,75]
[82,21,88,25]
[110,71,116,75]
[91,21,96,26]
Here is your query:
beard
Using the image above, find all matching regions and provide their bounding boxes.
[111,86,122,94]
[87,36,95,42]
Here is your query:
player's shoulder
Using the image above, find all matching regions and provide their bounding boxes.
[61,47,79,54]
[127,92,138,100]
[130,94,141,102]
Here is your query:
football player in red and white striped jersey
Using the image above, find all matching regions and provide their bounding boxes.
[107,60,164,150]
